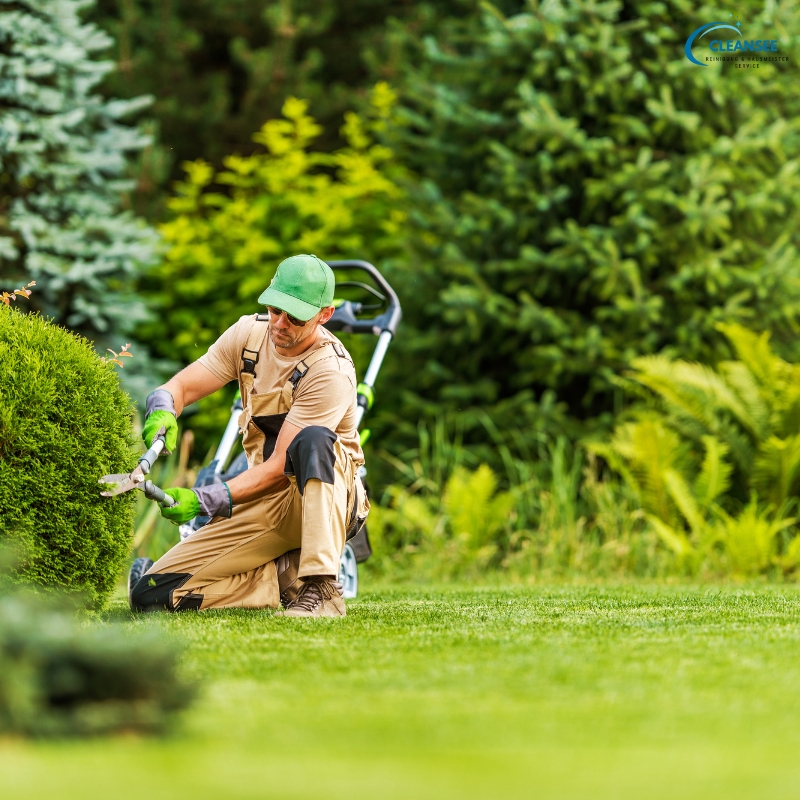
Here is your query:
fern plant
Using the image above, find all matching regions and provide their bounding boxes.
[443,465,515,573]
[367,463,514,581]
[591,323,800,575]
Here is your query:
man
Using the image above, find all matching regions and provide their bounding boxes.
[129,254,368,618]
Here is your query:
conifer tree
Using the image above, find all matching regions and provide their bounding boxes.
[0,0,157,344]
[379,0,800,449]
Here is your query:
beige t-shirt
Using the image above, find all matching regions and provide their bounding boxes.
[199,315,363,465]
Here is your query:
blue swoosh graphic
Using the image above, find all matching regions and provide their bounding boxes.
[698,24,742,39]
[685,21,742,66]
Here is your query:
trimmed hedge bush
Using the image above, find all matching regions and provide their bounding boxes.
[0,307,138,607]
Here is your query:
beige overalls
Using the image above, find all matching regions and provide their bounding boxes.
[135,316,369,612]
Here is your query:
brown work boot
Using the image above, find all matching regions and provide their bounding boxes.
[282,577,346,618]
[276,549,302,608]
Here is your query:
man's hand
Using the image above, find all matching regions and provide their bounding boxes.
[160,488,200,524]
[159,484,233,525]
[143,390,178,452]
[143,410,178,452]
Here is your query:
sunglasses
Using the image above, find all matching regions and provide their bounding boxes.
[266,306,309,327]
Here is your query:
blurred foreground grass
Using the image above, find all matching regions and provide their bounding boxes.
[4,584,800,799]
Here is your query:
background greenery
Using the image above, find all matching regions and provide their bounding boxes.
[86,0,472,217]
[374,0,800,452]
[0,0,157,347]
[3,0,800,582]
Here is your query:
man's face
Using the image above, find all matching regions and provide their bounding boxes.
[267,307,318,350]
[267,305,335,350]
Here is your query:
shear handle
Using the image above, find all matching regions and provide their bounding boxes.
[139,426,167,475]
[143,481,177,507]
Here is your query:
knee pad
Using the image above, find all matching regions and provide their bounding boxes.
[284,425,337,495]
[130,571,193,612]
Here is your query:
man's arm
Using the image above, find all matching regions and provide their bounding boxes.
[225,419,303,504]
[160,417,307,523]
[144,361,228,451]
[161,361,227,416]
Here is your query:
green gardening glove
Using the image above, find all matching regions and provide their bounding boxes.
[144,389,178,453]
[159,488,200,525]
[143,410,178,453]
[159,484,232,526]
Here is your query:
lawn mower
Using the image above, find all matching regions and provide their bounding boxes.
[127,260,401,600]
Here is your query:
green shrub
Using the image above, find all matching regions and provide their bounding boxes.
[0,591,194,737]
[369,463,514,580]
[0,307,138,606]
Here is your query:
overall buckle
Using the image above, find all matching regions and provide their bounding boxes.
[289,361,309,392]
[241,347,260,376]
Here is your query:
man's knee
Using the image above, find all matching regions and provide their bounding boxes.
[284,425,337,495]
[130,571,198,612]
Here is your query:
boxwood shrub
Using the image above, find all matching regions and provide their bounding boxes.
[0,307,138,607]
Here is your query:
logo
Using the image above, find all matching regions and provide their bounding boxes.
[685,14,780,66]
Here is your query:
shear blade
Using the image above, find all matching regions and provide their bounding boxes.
[98,473,138,496]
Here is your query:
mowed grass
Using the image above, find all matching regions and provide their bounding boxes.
[4,584,800,799]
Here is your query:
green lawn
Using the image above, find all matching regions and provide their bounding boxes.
[4,584,800,799]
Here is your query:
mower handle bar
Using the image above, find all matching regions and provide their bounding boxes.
[324,261,399,429]
[324,260,402,337]
[213,397,244,476]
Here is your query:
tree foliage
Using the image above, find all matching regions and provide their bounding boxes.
[0,306,138,607]
[137,85,406,445]
[379,0,800,449]
[88,0,471,214]
[0,0,157,345]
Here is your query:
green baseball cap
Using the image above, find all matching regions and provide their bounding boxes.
[258,254,335,322]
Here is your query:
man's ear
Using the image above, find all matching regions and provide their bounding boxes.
[317,305,336,325]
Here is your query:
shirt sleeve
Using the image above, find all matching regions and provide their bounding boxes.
[197,315,252,384]
[285,365,356,432]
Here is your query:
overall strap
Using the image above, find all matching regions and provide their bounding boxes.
[239,313,270,396]
[285,339,352,398]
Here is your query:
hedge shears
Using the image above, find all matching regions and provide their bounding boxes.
[98,426,177,507]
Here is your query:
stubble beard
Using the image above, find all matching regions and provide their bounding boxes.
[270,326,309,352]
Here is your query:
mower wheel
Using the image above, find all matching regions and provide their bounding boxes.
[128,557,154,606]
[338,543,358,599]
